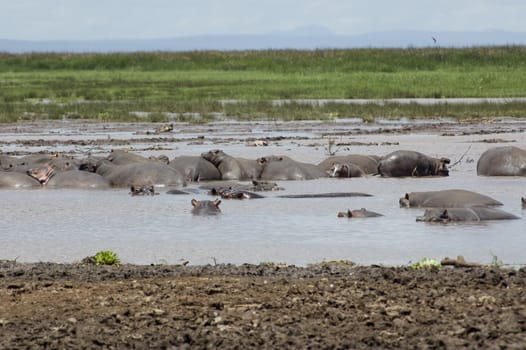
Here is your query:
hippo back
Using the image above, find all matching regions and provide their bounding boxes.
[477,146,526,176]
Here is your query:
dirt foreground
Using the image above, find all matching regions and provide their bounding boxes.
[1,261,525,349]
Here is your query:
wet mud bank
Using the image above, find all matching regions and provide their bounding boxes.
[1,261,526,349]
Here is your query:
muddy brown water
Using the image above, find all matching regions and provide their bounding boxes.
[1,119,525,266]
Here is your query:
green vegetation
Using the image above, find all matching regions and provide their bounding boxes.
[1,47,526,122]
[94,250,121,266]
[410,258,442,270]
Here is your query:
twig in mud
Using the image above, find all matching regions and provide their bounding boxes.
[449,145,472,168]
[324,137,340,156]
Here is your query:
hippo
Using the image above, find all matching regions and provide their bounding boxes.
[258,155,326,181]
[27,164,56,185]
[201,150,262,181]
[130,185,159,196]
[0,171,41,188]
[0,155,17,171]
[210,186,264,199]
[202,180,283,193]
[337,208,383,218]
[378,150,450,177]
[328,163,365,178]
[279,192,372,198]
[416,207,519,222]
[168,156,221,182]
[78,156,106,173]
[522,197,526,209]
[191,198,222,216]
[95,160,186,188]
[27,164,111,189]
[477,146,526,176]
[243,180,284,191]
[106,150,151,165]
[9,153,78,174]
[400,189,502,208]
[318,155,380,175]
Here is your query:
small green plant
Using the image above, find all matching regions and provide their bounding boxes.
[489,253,504,268]
[411,257,442,270]
[94,250,121,266]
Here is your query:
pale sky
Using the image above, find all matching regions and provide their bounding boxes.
[2,0,526,40]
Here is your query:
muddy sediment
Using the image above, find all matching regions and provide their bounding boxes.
[1,261,526,349]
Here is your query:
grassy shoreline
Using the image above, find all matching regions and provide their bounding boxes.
[1,47,526,122]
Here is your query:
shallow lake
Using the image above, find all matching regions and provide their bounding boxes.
[1,119,525,267]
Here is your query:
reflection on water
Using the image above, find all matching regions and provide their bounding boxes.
[1,174,524,267]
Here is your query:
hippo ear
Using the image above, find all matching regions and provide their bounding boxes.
[347,209,353,217]
[191,199,200,208]
[213,199,222,207]
[405,193,410,200]
[439,209,449,219]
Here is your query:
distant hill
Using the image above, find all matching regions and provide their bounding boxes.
[1,30,525,53]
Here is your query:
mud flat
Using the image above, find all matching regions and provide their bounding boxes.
[1,261,526,349]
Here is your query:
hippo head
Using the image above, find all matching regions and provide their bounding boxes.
[328,163,342,177]
[149,155,170,164]
[251,180,283,191]
[257,155,284,166]
[191,198,222,215]
[399,193,411,208]
[201,150,226,165]
[329,163,351,177]
[416,209,451,223]
[129,185,158,196]
[337,209,353,218]
[435,157,450,176]
[27,164,56,185]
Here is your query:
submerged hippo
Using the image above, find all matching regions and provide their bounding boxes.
[337,208,383,218]
[258,155,325,181]
[210,186,264,199]
[0,171,41,188]
[106,150,151,165]
[477,146,526,176]
[9,153,78,174]
[318,155,380,175]
[130,185,159,196]
[328,163,366,178]
[400,189,502,208]
[378,150,450,177]
[416,207,519,223]
[27,164,111,189]
[95,160,186,188]
[191,199,222,215]
[201,150,262,181]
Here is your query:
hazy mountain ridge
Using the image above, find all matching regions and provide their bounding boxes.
[1,30,525,53]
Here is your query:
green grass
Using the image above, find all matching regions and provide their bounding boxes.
[1,47,526,122]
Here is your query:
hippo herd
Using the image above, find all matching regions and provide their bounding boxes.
[1,145,525,221]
